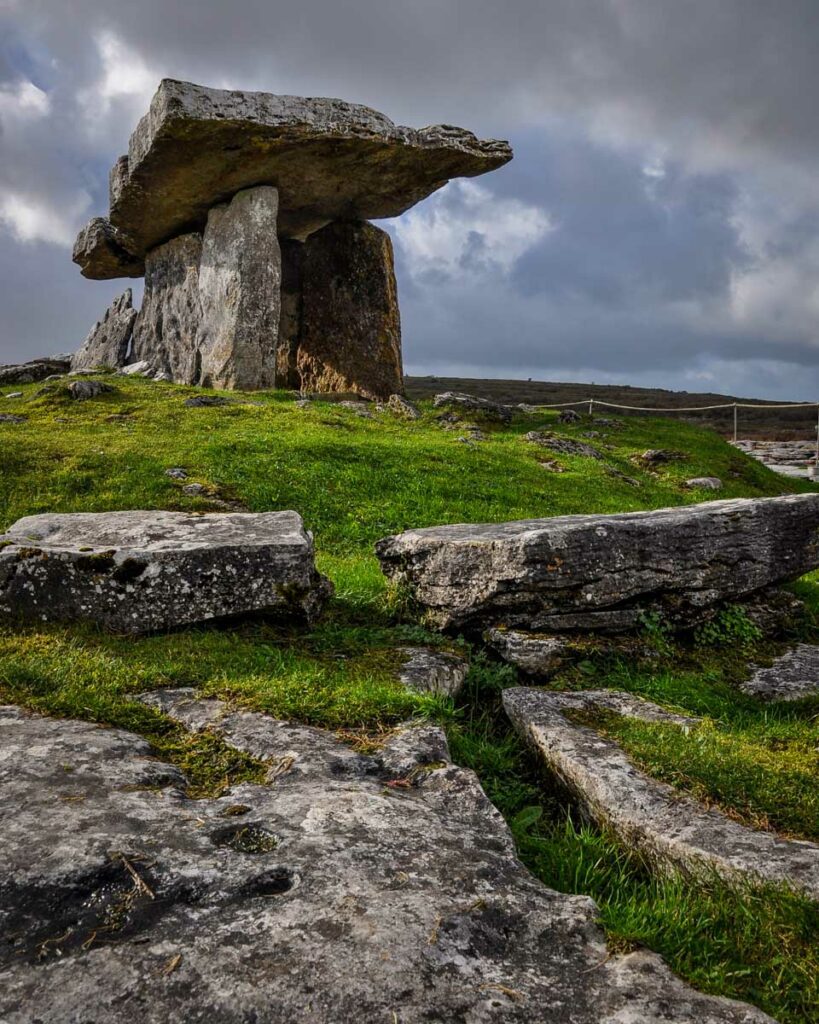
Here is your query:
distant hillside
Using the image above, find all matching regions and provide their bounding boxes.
[405,376,817,439]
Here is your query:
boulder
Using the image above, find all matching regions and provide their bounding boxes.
[503,687,819,899]
[118,360,153,376]
[433,391,513,423]
[196,186,281,390]
[740,644,819,701]
[375,495,819,633]
[0,695,775,1022]
[73,79,513,279]
[70,289,137,371]
[0,357,71,385]
[131,233,203,383]
[640,449,686,465]
[485,628,573,676]
[294,221,403,401]
[525,432,603,459]
[558,409,582,423]
[388,393,421,419]
[68,379,114,401]
[0,510,331,633]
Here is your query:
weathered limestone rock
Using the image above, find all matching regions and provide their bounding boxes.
[0,510,331,633]
[196,187,281,390]
[68,379,114,401]
[294,221,402,401]
[503,687,819,899]
[388,393,421,419]
[0,356,71,384]
[525,431,603,459]
[741,644,819,701]
[486,628,574,676]
[131,233,203,383]
[433,391,514,423]
[70,290,136,371]
[685,476,723,490]
[376,495,819,633]
[72,216,145,279]
[74,79,512,278]
[398,646,469,696]
[0,695,775,1022]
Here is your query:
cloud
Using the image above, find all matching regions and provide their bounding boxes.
[0,78,49,119]
[0,189,89,246]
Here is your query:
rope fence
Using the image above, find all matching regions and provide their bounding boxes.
[525,397,819,476]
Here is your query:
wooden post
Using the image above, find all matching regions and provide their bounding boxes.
[733,403,738,443]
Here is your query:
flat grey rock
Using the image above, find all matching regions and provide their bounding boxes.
[486,628,573,676]
[433,391,513,423]
[685,477,723,490]
[0,357,71,384]
[525,431,603,459]
[0,697,775,1022]
[0,510,331,633]
[71,289,136,371]
[0,414,26,424]
[117,360,153,376]
[741,644,819,701]
[397,646,469,697]
[73,79,512,279]
[503,687,819,900]
[376,495,819,633]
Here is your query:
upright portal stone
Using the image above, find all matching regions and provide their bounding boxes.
[297,221,402,400]
[131,233,203,383]
[197,187,281,390]
[70,289,137,371]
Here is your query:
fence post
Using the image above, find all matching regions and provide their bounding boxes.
[814,403,819,480]
[733,403,738,443]
[588,398,594,418]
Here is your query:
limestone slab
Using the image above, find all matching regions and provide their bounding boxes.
[376,495,819,633]
[70,289,136,371]
[503,687,819,899]
[0,696,775,1021]
[73,79,513,278]
[0,510,331,633]
[741,644,819,701]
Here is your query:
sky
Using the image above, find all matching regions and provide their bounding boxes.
[1,1,818,400]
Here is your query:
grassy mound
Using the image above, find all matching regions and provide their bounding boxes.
[1,375,817,1021]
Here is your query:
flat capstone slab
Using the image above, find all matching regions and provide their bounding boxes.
[0,510,331,633]
[74,78,513,278]
[503,687,819,901]
[0,694,774,1022]
[741,644,819,701]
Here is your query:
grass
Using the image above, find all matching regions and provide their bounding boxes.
[1,373,818,1021]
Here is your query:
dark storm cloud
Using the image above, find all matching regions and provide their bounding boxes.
[1,1,818,398]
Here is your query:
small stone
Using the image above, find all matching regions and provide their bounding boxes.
[433,392,513,423]
[165,468,188,480]
[607,467,641,487]
[337,400,373,418]
[182,483,206,496]
[68,380,114,401]
[0,414,26,424]
[387,394,421,420]
[118,360,153,376]
[684,477,723,490]
[525,432,603,459]
[397,647,469,697]
[538,460,565,473]
[558,409,581,424]
[184,395,230,408]
[4,392,22,399]
[640,449,686,465]
[486,629,572,676]
[741,644,819,702]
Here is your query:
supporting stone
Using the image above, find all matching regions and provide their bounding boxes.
[196,186,281,391]
[295,221,403,401]
[131,233,203,383]
[70,289,137,371]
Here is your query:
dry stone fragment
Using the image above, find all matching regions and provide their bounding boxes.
[741,644,819,701]
[433,391,513,423]
[397,647,469,697]
[68,379,114,401]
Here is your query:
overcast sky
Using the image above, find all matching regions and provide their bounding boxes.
[1,0,818,399]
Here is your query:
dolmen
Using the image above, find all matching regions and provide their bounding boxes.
[376,495,819,633]
[0,510,331,632]
[71,79,512,399]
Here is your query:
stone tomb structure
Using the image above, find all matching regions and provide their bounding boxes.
[72,79,512,398]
